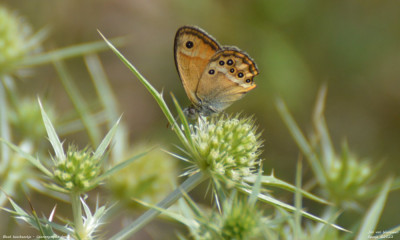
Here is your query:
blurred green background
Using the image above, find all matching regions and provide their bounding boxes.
[2,0,400,237]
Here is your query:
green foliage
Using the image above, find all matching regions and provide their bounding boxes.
[107,144,178,206]
[277,86,380,209]
[0,5,44,74]
[0,3,398,240]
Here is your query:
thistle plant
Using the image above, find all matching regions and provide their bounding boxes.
[0,5,43,74]
[53,146,102,192]
[216,196,263,240]
[1,6,398,238]
[0,3,125,209]
[1,5,168,238]
[99,31,351,240]
[0,54,157,239]
[139,190,267,240]
[3,195,111,240]
[8,97,56,144]
[1,98,121,239]
[107,143,178,207]
[277,86,379,209]
[323,143,374,208]
[134,169,267,240]
[187,115,262,185]
[276,85,398,239]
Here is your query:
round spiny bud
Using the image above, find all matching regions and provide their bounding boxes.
[220,200,261,239]
[107,144,178,208]
[0,6,41,74]
[196,197,263,240]
[191,114,263,182]
[326,153,374,206]
[9,99,55,142]
[53,146,101,192]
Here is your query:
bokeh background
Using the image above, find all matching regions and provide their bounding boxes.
[2,0,400,238]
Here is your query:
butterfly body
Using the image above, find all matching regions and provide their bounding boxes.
[174,26,259,119]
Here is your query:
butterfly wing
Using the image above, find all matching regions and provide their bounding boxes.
[195,48,259,113]
[174,26,221,106]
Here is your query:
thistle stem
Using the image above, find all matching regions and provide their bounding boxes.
[71,191,84,238]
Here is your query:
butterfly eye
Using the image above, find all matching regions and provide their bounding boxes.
[227,59,234,65]
[230,68,235,73]
[208,69,215,75]
[186,41,194,49]
[246,79,251,83]
[219,60,225,65]
[238,72,244,78]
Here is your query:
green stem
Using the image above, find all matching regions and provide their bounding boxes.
[98,32,190,150]
[71,191,84,239]
[110,171,207,240]
[0,77,11,173]
[0,171,18,206]
[276,99,327,186]
[54,60,101,147]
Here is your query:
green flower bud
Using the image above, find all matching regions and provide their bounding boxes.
[107,143,178,208]
[325,147,374,206]
[195,196,264,240]
[220,199,261,239]
[191,114,263,182]
[9,99,55,143]
[53,146,101,192]
[0,5,41,74]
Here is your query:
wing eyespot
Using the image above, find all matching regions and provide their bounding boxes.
[186,41,194,49]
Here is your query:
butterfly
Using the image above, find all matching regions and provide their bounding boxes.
[174,26,259,119]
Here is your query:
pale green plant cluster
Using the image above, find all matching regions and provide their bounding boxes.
[200,194,264,240]
[53,146,101,192]
[108,143,178,206]
[0,4,399,240]
[156,190,266,240]
[189,115,262,182]
[8,98,53,142]
[0,6,39,74]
